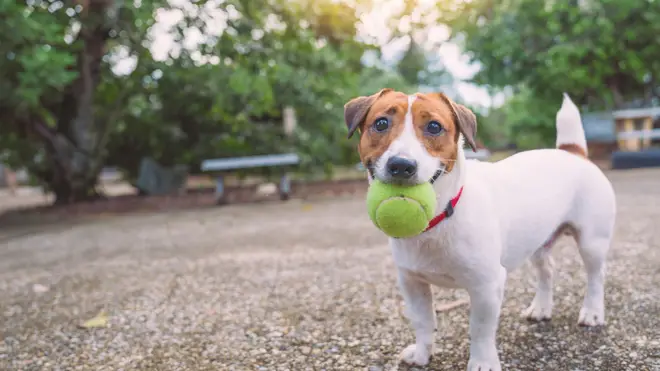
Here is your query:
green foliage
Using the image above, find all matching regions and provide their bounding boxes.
[388,0,453,90]
[2,0,473,201]
[0,3,77,110]
[439,0,660,148]
[395,41,453,89]
[0,1,76,167]
[2,0,393,198]
[496,88,559,150]
[397,41,428,87]
[1,0,169,202]
[101,0,375,182]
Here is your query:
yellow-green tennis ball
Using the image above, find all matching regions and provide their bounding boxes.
[366,180,436,238]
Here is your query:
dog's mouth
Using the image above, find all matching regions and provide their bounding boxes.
[365,160,376,179]
[383,175,425,186]
[365,159,446,186]
[365,160,419,186]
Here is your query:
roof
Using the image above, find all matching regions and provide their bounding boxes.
[611,107,660,120]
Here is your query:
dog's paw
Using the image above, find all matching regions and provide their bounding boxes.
[399,343,432,366]
[467,358,502,371]
[578,306,605,327]
[521,299,552,321]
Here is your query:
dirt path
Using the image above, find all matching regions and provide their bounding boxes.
[0,169,659,370]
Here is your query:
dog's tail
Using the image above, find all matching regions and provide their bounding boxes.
[555,93,588,158]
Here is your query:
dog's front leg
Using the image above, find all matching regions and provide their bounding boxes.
[466,266,506,371]
[397,269,436,366]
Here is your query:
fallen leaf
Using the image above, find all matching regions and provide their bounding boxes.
[78,311,108,329]
[301,204,313,211]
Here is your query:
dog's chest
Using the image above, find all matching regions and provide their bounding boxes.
[390,235,464,289]
[410,269,460,288]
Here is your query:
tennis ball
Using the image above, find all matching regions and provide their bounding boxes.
[366,180,436,238]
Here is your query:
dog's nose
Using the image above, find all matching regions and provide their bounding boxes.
[386,157,417,179]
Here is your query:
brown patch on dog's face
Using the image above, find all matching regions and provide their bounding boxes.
[345,90,410,169]
[427,93,478,151]
[344,90,478,181]
[411,93,462,172]
[344,88,393,138]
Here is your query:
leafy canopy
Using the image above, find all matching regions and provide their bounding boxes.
[438,0,660,148]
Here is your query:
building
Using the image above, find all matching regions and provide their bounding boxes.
[582,107,660,161]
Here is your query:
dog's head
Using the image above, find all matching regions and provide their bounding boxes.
[344,89,477,185]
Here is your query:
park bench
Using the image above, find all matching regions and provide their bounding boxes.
[200,153,300,204]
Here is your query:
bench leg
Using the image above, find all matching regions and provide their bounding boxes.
[215,175,228,205]
[279,173,291,201]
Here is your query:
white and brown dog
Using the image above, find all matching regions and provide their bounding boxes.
[344,89,616,371]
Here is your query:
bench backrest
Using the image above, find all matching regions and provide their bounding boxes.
[201,153,300,172]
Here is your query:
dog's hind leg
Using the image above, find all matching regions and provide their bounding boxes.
[576,233,611,326]
[521,223,575,321]
[522,223,580,321]
[522,246,555,321]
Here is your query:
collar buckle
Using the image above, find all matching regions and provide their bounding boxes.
[444,199,455,218]
[429,168,443,184]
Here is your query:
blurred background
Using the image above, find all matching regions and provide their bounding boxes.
[2,0,659,209]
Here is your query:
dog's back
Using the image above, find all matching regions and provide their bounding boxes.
[466,94,616,270]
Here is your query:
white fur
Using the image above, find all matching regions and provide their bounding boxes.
[378,94,616,370]
[556,92,588,154]
[373,95,441,184]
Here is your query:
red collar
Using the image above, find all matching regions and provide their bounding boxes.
[423,186,464,232]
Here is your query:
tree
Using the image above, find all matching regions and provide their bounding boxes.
[102,0,377,181]
[440,0,660,109]
[1,0,383,201]
[3,0,430,202]
[435,0,660,148]
[0,0,162,203]
[387,0,453,90]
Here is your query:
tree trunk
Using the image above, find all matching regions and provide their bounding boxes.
[30,0,120,204]
[608,81,626,109]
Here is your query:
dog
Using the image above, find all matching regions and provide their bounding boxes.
[343,89,616,371]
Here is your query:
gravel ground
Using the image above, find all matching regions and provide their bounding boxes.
[0,169,659,371]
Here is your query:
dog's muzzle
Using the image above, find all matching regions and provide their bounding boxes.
[367,161,444,185]
[386,157,418,180]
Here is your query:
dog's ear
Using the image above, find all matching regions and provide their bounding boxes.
[344,88,393,138]
[431,93,478,151]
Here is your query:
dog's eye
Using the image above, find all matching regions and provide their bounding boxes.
[373,117,390,133]
[426,121,445,136]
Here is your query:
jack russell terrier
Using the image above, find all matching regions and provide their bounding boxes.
[343,90,616,371]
